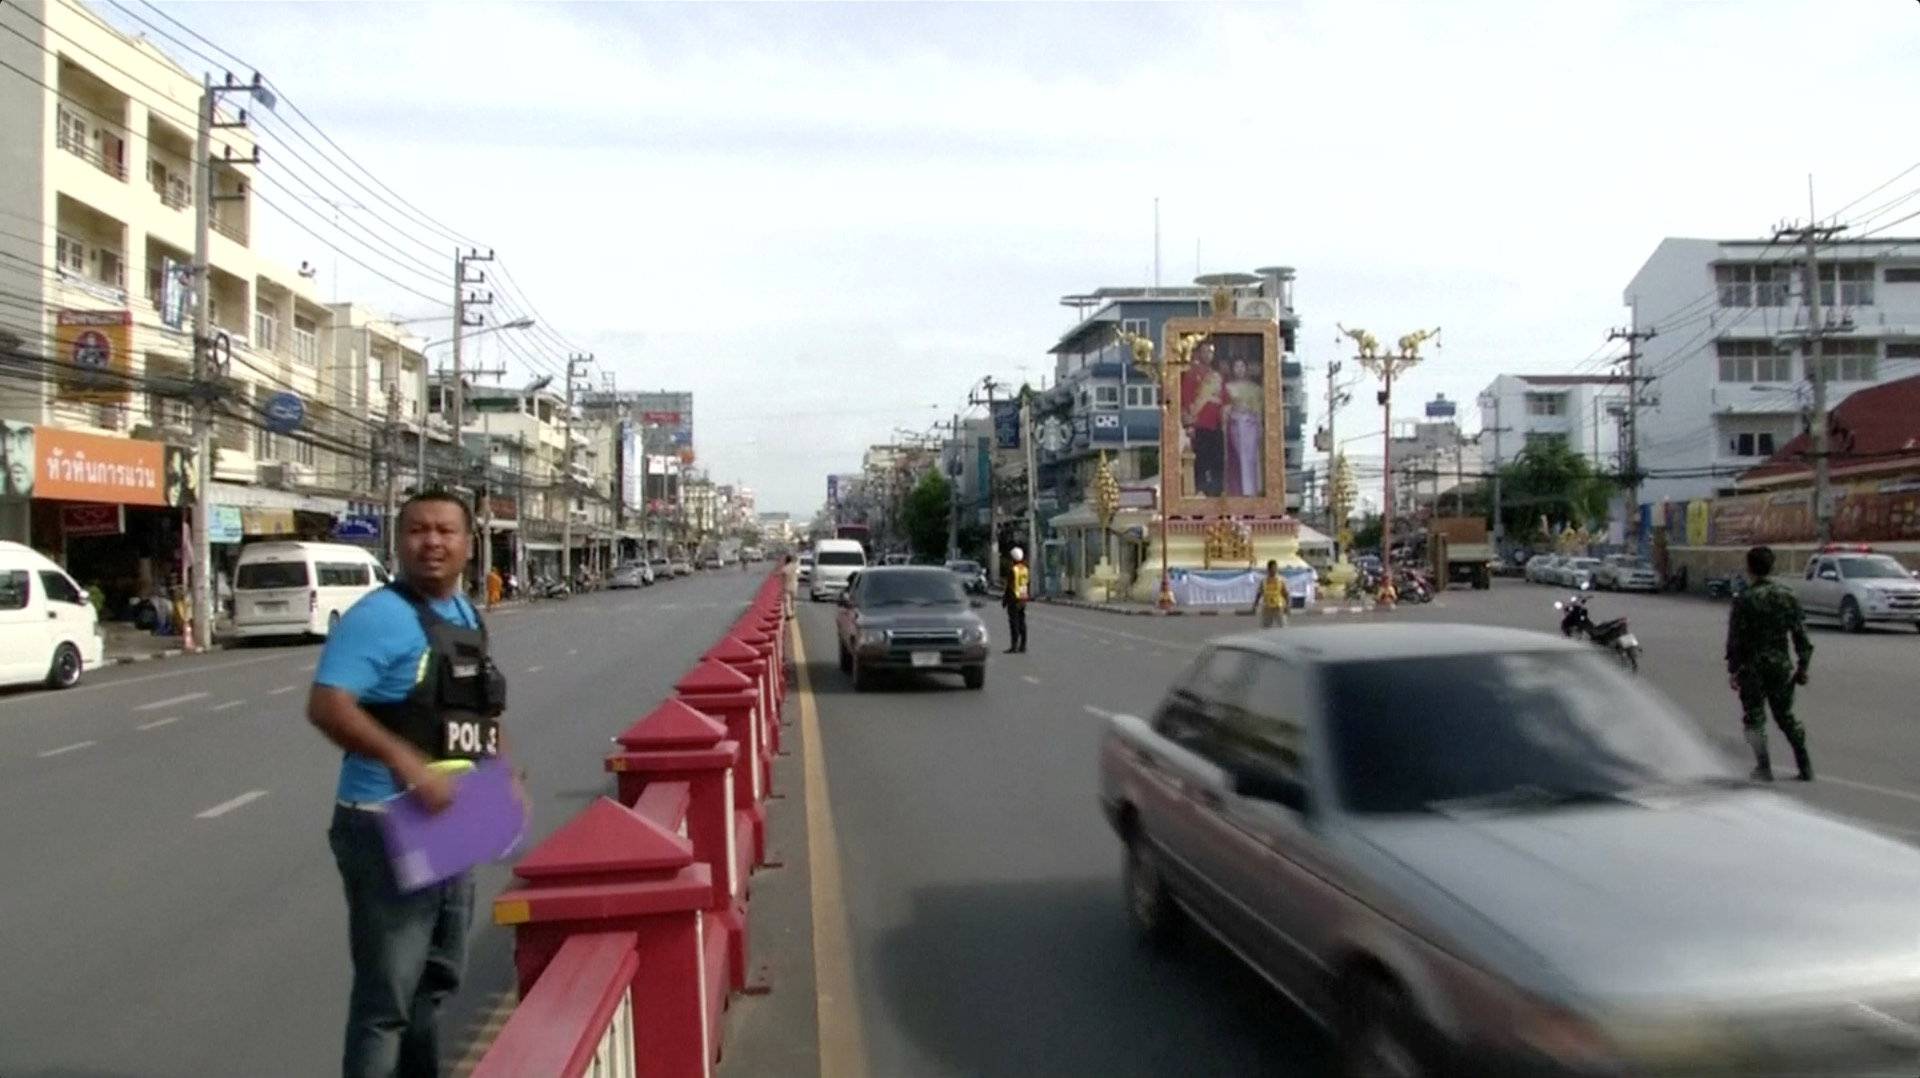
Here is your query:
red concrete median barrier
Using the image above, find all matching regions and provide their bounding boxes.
[675,660,767,867]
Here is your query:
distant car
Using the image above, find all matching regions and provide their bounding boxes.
[699,553,725,570]
[1524,553,1565,584]
[796,552,815,586]
[809,538,867,602]
[835,566,988,691]
[1100,623,1920,1078]
[1799,544,1920,633]
[1562,556,1604,590]
[669,559,693,577]
[1596,554,1659,592]
[648,557,671,581]
[882,553,912,566]
[609,563,648,589]
[945,559,987,594]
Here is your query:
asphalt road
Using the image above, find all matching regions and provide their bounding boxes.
[0,569,769,1078]
[722,577,1920,1078]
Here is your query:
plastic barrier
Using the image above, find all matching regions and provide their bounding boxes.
[472,570,790,1078]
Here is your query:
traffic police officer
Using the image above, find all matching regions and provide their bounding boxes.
[1724,544,1814,782]
[1003,547,1030,653]
[308,490,511,1078]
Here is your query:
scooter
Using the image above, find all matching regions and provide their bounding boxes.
[1394,567,1435,604]
[1554,587,1641,672]
[530,576,571,601]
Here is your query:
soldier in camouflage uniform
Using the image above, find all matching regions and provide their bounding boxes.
[1724,545,1814,781]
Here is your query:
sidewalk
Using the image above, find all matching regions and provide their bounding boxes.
[101,620,204,665]
[1034,594,1419,618]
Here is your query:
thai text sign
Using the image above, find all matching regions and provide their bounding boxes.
[36,426,168,506]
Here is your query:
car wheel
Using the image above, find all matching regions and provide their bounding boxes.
[46,642,83,689]
[1841,597,1866,633]
[1338,973,1430,1078]
[1122,831,1180,948]
[838,641,853,674]
[963,665,985,690]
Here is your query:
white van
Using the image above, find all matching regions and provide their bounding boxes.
[0,540,104,689]
[232,541,389,641]
[808,539,866,602]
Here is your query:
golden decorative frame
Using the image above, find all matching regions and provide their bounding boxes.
[1159,316,1285,517]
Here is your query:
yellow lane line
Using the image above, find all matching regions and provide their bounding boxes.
[791,619,870,1078]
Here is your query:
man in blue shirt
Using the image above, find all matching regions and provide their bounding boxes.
[309,491,496,1078]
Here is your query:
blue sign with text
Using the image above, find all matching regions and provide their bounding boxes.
[333,514,381,541]
[991,401,1021,449]
[264,391,306,433]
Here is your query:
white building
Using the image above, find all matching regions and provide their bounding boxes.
[1475,373,1632,473]
[1623,236,1920,508]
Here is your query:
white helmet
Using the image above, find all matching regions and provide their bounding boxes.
[1011,547,1025,562]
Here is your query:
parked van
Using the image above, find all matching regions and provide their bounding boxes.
[232,542,388,641]
[0,540,104,689]
[808,538,866,602]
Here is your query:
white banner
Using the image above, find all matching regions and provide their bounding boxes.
[1170,568,1316,608]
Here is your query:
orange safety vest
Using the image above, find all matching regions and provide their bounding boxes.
[1260,574,1287,609]
[1010,563,1030,602]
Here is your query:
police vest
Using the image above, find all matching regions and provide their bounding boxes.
[363,583,508,763]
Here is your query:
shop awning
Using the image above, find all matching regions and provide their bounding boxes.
[211,481,350,516]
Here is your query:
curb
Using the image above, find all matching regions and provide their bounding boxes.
[106,647,191,666]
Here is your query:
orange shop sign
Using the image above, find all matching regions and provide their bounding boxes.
[35,427,167,506]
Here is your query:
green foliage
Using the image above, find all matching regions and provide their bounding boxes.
[1498,439,1616,540]
[900,469,954,560]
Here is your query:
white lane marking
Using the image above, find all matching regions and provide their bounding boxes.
[209,700,245,712]
[136,691,208,712]
[267,685,300,696]
[2,652,308,710]
[1021,675,1041,685]
[1825,775,1920,806]
[1083,705,1117,719]
[525,665,544,673]
[196,790,268,819]
[136,716,181,731]
[38,740,97,758]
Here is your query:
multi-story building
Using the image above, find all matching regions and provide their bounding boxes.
[0,0,422,601]
[1033,270,1307,531]
[1476,373,1632,474]
[1623,236,1920,510]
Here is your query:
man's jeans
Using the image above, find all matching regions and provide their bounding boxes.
[329,804,475,1078]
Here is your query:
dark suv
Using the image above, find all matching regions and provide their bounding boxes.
[835,567,990,691]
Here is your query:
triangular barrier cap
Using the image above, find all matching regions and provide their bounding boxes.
[515,797,693,882]
[705,636,759,662]
[615,698,727,750]
[675,657,754,694]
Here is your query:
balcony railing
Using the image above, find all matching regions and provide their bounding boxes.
[56,111,127,180]
[152,174,189,210]
[211,216,247,244]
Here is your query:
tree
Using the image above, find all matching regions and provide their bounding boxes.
[1497,439,1616,541]
[899,469,953,561]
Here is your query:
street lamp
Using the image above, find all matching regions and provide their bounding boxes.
[412,318,537,492]
[1339,324,1440,609]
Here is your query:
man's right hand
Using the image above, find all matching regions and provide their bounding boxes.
[400,760,458,814]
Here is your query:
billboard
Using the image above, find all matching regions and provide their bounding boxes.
[56,309,133,404]
[618,420,643,510]
[1161,317,1285,515]
[991,401,1021,449]
[33,426,180,506]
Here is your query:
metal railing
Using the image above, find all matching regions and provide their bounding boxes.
[211,216,247,244]
[56,110,127,180]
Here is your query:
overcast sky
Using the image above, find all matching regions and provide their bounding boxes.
[129,1,1920,515]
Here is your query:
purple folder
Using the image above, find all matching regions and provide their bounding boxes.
[379,759,529,892]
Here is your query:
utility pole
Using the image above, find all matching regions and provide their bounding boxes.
[1321,359,1351,553]
[946,412,961,561]
[561,353,592,582]
[1023,388,1041,596]
[449,249,493,448]
[383,383,400,566]
[1607,312,1656,552]
[969,376,1002,585]
[1478,392,1510,546]
[187,74,266,653]
[1773,211,1847,544]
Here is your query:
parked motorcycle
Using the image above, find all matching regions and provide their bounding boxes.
[529,576,571,601]
[1394,567,1435,604]
[1554,589,1641,672]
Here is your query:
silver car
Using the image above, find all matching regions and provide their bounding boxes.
[1596,555,1660,592]
[1525,554,1566,585]
[1561,556,1605,590]
[1099,624,1920,1077]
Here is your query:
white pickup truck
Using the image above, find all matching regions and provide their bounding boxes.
[1796,544,1920,633]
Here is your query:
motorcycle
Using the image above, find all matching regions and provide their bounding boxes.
[1554,588,1641,672]
[529,576,571,601]
[1394,567,1435,604]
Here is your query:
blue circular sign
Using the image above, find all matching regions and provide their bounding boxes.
[264,391,306,433]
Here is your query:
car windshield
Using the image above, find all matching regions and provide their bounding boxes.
[236,562,309,589]
[859,569,964,606]
[817,551,864,567]
[1325,650,1732,814]
[1839,556,1912,580]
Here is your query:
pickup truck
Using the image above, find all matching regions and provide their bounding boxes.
[1797,545,1920,633]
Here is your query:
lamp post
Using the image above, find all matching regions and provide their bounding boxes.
[1117,327,1203,608]
[1339,325,1439,608]
[414,317,535,495]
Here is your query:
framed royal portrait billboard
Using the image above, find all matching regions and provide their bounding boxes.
[1160,316,1284,516]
